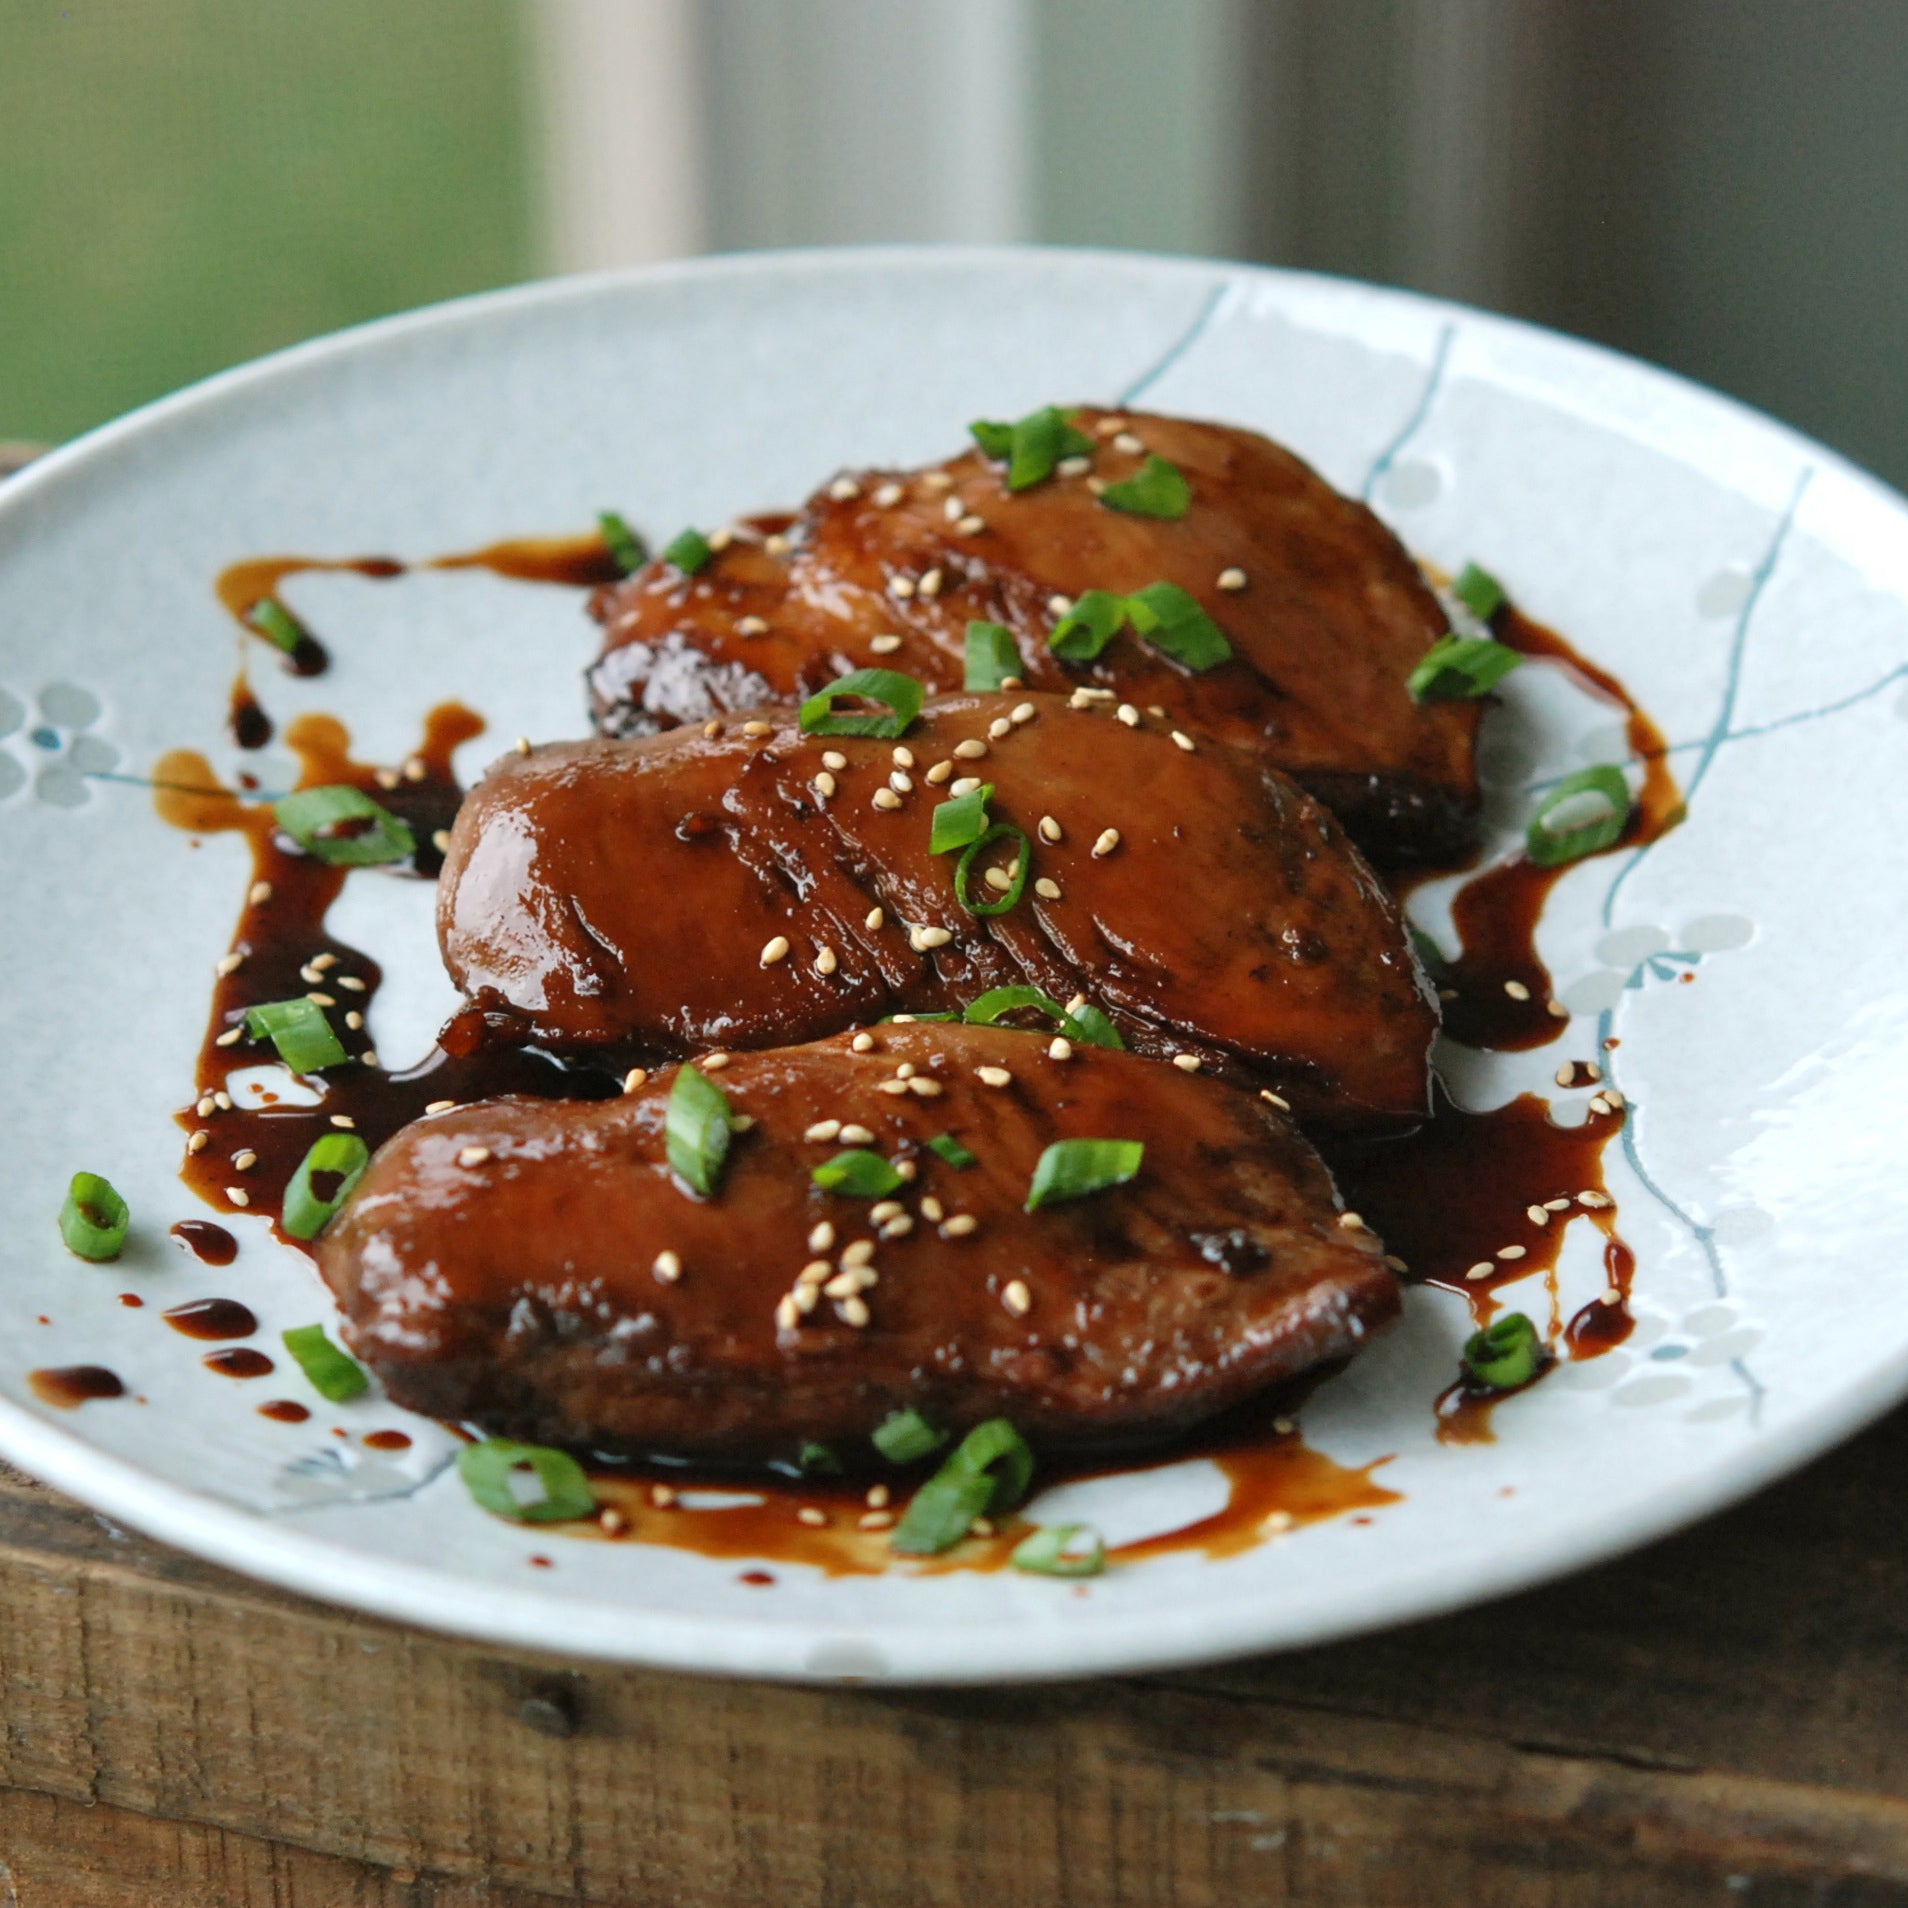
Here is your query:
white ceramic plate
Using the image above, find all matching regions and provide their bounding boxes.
[3,248,1905,1684]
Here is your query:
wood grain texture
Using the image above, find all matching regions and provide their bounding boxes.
[0,1411,1906,1906]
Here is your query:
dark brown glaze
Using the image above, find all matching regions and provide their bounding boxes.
[585,415,1474,872]
[317,1024,1400,1459]
[437,693,1437,1129]
[169,1220,238,1266]
[1421,607,1684,1051]
[363,1429,413,1451]
[118,1294,145,1308]
[29,1367,125,1409]
[203,1348,274,1379]
[587,412,1478,871]
[161,1297,258,1341]
[432,534,625,589]
[259,1399,311,1423]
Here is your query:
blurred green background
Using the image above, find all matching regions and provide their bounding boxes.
[0,0,533,444]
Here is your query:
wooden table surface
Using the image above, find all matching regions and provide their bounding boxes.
[3,1398,1906,1908]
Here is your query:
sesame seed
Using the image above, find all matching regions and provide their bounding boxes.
[425,1099,458,1115]
[895,1063,916,1079]
[891,1015,917,1023]
[841,1239,877,1267]
[941,1214,979,1238]
[1056,454,1093,480]
[299,963,324,984]
[312,951,339,972]
[457,1146,492,1167]
[850,1033,875,1054]
[805,1119,843,1143]
[1547,999,1571,1019]
[814,771,837,798]
[376,768,400,790]
[888,746,914,770]
[953,738,988,760]
[1338,1211,1368,1231]
[816,946,838,976]
[888,771,912,794]
[970,1517,995,1537]
[1092,828,1121,857]
[1267,1511,1296,1534]
[1096,416,1125,437]
[874,482,904,508]
[987,718,1012,741]
[1504,979,1531,1001]
[1034,815,1064,847]
[213,1091,234,1110]
[329,1114,357,1130]
[859,1509,894,1531]
[1384,1255,1409,1273]
[1113,431,1144,454]
[736,614,769,636]
[1465,1262,1494,1281]
[1002,1280,1032,1317]
[870,634,903,655]
[196,1095,217,1118]
[1526,1205,1551,1227]
[361,1052,380,1069]
[1604,1088,1626,1108]
[742,720,773,738]
[703,721,722,738]
[876,1078,910,1096]
[906,1077,943,1098]
[873,788,903,811]
[925,760,953,784]
[1217,567,1248,592]
[248,880,273,906]
[983,866,1014,892]
[776,1295,800,1331]
[838,1296,871,1328]
[1087,477,1107,495]
[918,568,944,599]
[1116,703,1140,727]
[760,935,791,966]
[338,975,367,993]
[942,494,966,522]
[828,477,861,502]
[226,1187,251,1207]
[958,514,986,535]
[765,533,791,556]
[871,1201,907,1228]
[1001,676,1024,690]
[702,1053,731,1071]
[731,1114,756,1133]
[708,527,734,552]
[1069,689,1094,709]
[920,1196,945,1223]
[809,1221,837,1252]
[1047,594,1074,618]
[433,829,453,854]
[976,1066,1012,1088]
[515,736,531,755]
[215,1027,243,1048]
[653,1250,683,1283]
[1543,1197,1571,1212]
[798,1261,832,1288]
[840,1124,875,1145]
[950,776,982,798]
[822,750,848,771]
[1498,1245,1527,1261]
[796,1507,830,1528]
[887,575,916,600]
[913,925,953,951]
[1011,702,1036,725]
[1171,731,1196,753]
[215,952,244,977]
[1034,878,1061,900]
[344,1011,365,1031]
[1587,1094,1613,1116]
[1555,1064,1577,1087]
[879,1214,914,1240]
[187,1130,209,1154]
[894,1158,917,1181]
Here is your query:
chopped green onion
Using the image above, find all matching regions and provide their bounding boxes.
[926,1133,977,1170]
[970,406,1094,491]
[1100,454,1191,520]
[1526,766,1632,868]
[597,510,648,575]
[663,528,713,574]
[457,1438,595,1524]
[878,1010,960,1023]
[890,1417,1035,1554]
[799,667,925,739]
[1407,634,1522,702]
[963,986,1123,1049]
[1049,589,1128,662]
[1125,582,1232,671]
[812,1149,904,1197]
[274,785,415,868]
[1453,561,1506,621]
[964,621,1020,692]
[59,1172,128,1261]
[1025,1138,1144,1211]
[281,1323,368,1401]
[1462,1312,1544,1390]
[246,597,305,656]
[872,1408,947,1464]
[666,1062,734,1197]
[244,997,349,1074]
[929,782,994,854]
[1012,1523,1106,1577]
[798,1440,842,1475]
[954,821,1031,916]
[282,1132,370,1240]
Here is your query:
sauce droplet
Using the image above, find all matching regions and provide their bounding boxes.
[169,1221,239,1267]
[203,1347,274,1379]
[162,1297,259,1341]
[30,1366,125,1409]
[258,1399,311,1423]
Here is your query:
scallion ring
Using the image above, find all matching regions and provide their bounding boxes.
[281,1323,369,1401]
[457,1438,595,1524]
[962,985,1123,1050]
[954,821,1030,916]
[663,527,713,574]
[282,1132,370,1240]
[1011,1522,1106,1577]
[969,406,1093,491]
[797,1440,843,1475]
[246,597,305,656]
[1025,1138,1144,1211]
[1526,766,1632,868]
[666,1062,734,1197]
[964,621,1020,692]
[59,1171,128,1261]
[926,1133,977,1170]
[1049,588,1128,661]
[890,1417,1035,1554]
[1407,634,1521,702]
[597,510,649,575]
[872,1408,947,1465]
[798,668,925,739]
[929,782,994,854]
[812,1149,904,1197]
[243,997,349,1074]
[1125,582,1232,671]
[1099,454,1191,520]
[1462,1312,1544,1390]
[274,784,415,868]
[1453,561,1506,621]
